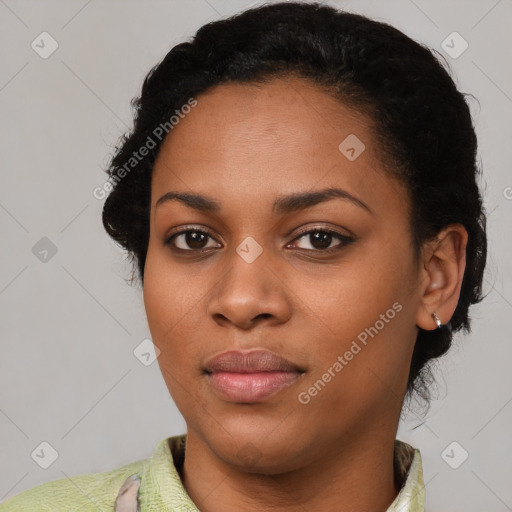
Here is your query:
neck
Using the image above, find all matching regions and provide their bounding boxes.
[181,427,401,512]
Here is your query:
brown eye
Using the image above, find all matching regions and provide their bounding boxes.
[291,229,353,251]
[166,229,221,251]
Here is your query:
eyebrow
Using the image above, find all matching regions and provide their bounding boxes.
[155,187,373,215]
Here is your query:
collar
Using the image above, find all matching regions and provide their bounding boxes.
[389,440,426,511]
[116,436,425,511]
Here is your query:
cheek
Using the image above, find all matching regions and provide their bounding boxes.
[288,251,403,345]
[143,252,204,411]
[293,246,415,387]
[143,244,225,384]
[143,248,197,352]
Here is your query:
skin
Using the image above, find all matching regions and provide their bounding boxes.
[143,76,468,511]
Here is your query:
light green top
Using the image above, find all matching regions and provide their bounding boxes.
[0,435,425,511]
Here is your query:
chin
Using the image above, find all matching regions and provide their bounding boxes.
[203,424,315,475]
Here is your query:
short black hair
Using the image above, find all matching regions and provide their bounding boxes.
[102,1,488,404]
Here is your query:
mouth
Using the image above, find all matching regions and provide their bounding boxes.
[203,349,305,403]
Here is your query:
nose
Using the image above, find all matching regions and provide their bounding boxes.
[206,249,292,330]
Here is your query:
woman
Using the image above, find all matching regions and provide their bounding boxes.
[0,2,487,511]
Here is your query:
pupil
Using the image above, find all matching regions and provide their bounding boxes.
[186,231,207,249]
[311,232,331,249]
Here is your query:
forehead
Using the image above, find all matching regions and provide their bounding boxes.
[151,77,408,217]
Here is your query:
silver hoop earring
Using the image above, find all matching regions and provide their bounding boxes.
[432,312,442,329]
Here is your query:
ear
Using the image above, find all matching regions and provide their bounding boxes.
[415,224,468,331]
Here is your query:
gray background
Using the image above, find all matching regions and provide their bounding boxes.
[1,0,511,510]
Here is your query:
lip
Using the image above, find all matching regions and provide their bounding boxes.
[203,349,304,403]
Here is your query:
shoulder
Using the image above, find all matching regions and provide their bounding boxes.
[0,458,146,512]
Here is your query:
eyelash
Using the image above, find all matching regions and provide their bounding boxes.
[164,226,354,254]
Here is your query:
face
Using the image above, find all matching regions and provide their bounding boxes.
[143,77,425,473]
